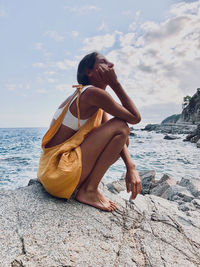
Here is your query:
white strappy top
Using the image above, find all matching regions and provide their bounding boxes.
[53,85,93,131]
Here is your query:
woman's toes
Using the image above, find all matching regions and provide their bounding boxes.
[109,201,117,208]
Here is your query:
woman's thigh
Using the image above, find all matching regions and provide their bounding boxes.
[79,118,129,180]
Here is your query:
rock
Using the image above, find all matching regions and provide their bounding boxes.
[178,177,200,198]
[197,139,200,148]
[142,124,159,131]
[161,184,195,202]
[178,202,196,212]
[28,178,40,186]
[143,123,196,135]
[164,135,180,140]
[150,174,177,197]
[129,132,136,137]
[161,114,181,124]
[184,124,200,144]
[177,88,200,125]
[106,170,156,195]
[191,198,200,209]
[1,179,200,266]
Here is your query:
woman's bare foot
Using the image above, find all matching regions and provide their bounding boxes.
[75,186,117,212]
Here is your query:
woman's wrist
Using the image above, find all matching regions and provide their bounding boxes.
[127,163,137,170]
[109,80,121,89]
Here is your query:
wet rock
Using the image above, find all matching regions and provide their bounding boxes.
[161,184,194,202]
[150,174,177,197]
[129,132,137,137]
[191,198,200,209]
[178,177,200,198]
[184,124,200,145]
[164,135,180,140]
[106,170,156,195]
[142,123,196,135]
[178,202,196,212]
[197,139,200,148]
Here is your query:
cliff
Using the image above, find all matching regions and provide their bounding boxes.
[1,171,200,266]
[161,114,181,124]
[177,88,200,124]
[162,88,200,125]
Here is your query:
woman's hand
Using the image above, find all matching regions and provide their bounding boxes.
[125,167,142,200]
[92,64,118,87]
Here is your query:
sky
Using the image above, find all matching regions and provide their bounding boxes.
[0,0,200,128]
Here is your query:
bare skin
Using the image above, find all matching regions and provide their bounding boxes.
[46,54,142,211]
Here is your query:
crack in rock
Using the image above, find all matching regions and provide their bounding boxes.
[148,218,200,265]
[13,195,27,257]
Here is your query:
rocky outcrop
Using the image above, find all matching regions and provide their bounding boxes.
[1,171,200,266]
[177,88,200,125]
[143,89,200,142]
[184,124,200,147]
[161,114,181,124]
[142,123,196,134]
[107,172,200,210]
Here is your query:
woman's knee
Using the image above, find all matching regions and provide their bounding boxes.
[110,117,130,137]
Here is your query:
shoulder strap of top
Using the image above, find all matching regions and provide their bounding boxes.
[72,85,93,128]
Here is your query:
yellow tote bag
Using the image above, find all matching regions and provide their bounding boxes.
[37,85,103,199]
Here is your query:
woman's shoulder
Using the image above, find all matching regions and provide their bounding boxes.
[58,95,73,109]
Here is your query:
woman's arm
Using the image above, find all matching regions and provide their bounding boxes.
[87,88,141,124]
[86,65,141,124]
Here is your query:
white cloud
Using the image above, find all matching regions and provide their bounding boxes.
[65,5,100,14]
[56,84,72,92]
[44,71,56,76]
[55,59,78,70]
[129,10,141,31]
[33,42,52,58]
[72,31,79,37]
[34,42,43,50]
[32,62,46,68]
[119,32,135,47]
[170,1,200,17]
[104,0,200,113]
[47,78,57,83]
[5,83,30,91]
[45,31,64,41]
[5,84,17,91]
[82,33,116,52]
[98,21,108,32]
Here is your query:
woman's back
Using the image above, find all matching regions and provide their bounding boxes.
[45,85,98,148]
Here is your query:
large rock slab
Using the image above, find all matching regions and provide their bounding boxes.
[1,179,200,266]
[161,184,195,202]
[178,177,200,198]
[150,174,177,197]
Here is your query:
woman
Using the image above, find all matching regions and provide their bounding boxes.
[37,52,142,212]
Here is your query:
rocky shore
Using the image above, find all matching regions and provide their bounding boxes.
[1,171,200,266]
[142,123,200,147]
[141,88,200,147]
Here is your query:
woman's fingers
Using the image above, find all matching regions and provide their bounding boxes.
[131,180,142,199]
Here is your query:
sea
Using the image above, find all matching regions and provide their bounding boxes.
[0,127,199,191]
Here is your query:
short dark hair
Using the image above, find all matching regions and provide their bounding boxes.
[77,52,98,85]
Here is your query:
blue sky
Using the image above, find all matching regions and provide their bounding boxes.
[0,0,200,127]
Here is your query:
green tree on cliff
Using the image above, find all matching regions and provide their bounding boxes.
[182,95,191,109]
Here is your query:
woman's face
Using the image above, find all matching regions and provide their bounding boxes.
[93,54,114,70]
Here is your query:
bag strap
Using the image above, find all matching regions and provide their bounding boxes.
[72,84,84,129]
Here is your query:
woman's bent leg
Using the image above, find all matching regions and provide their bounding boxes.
[75,118,129,211]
